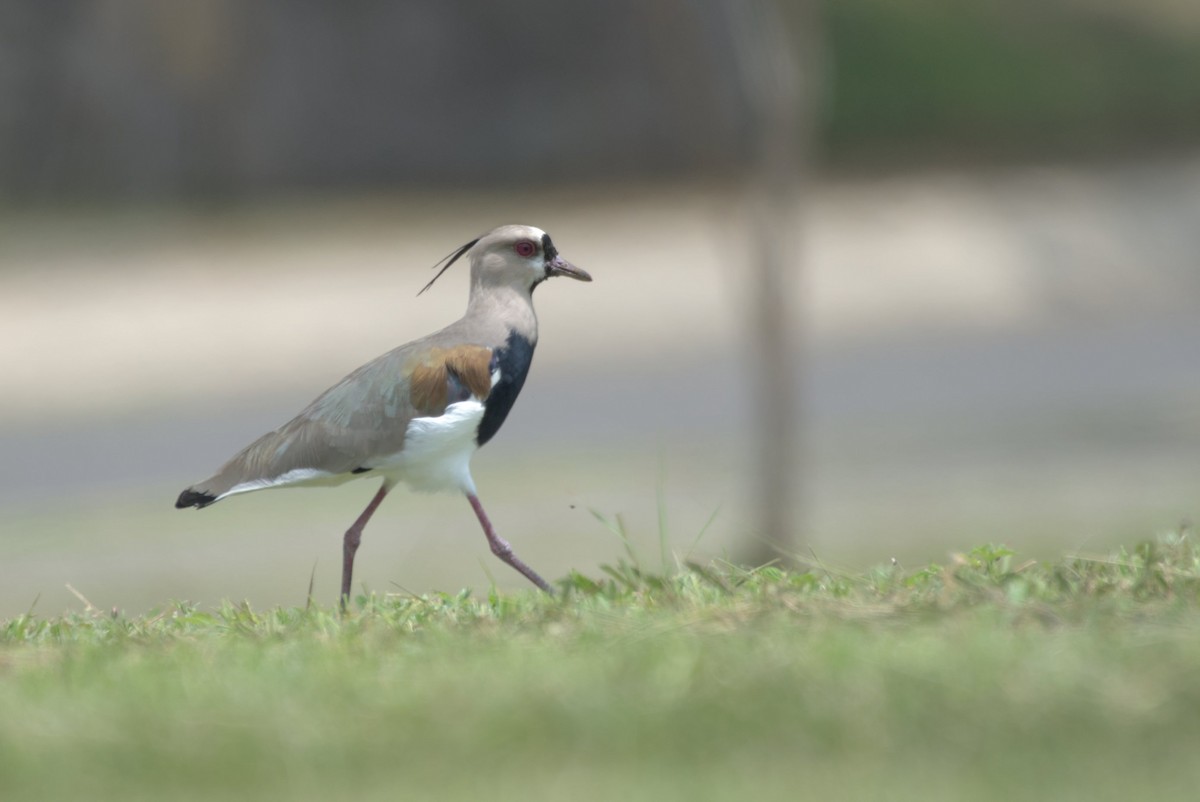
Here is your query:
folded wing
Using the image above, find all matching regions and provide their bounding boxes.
[175,343,494,507]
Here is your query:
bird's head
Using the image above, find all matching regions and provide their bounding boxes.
[420,224,591,296]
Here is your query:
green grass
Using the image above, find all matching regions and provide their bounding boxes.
[5,535,1200,801]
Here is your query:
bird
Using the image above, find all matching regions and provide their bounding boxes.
[175,224,592,602]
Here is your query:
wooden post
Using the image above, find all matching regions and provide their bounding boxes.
[724,0,819,565]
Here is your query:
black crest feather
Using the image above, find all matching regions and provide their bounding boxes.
[418,235,482,296]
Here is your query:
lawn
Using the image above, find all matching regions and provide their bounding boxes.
[4,536,1200,801]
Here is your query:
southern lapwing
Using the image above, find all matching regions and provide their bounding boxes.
[175,225,591,602]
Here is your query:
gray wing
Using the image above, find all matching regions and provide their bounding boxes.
[176,342,494,507]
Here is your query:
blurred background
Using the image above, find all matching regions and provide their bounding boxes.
[1,0,1198,616]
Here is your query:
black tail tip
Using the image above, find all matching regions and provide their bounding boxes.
[176,488,217,509]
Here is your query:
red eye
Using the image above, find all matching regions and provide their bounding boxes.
[514,240,537,258]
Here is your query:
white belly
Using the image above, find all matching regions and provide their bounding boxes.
[371,399,484,494]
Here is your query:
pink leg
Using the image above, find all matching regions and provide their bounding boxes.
[342,483,390,606]
[466,493,553,593]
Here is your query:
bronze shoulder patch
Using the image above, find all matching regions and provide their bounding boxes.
[408,345,494,414]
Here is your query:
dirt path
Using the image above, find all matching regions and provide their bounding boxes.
[4,157,1197,426]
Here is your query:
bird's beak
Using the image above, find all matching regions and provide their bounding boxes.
[546,256,592,282]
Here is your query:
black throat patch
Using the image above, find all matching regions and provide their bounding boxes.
[477,329,537,447]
